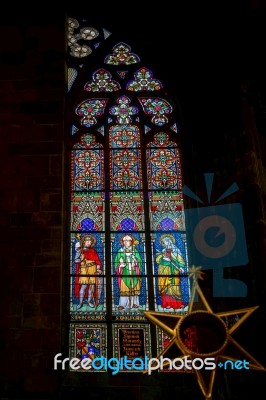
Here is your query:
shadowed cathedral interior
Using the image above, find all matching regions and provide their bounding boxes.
[1,2,266,399]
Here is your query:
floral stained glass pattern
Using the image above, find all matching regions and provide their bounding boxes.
[68,18,99,58]
[127,67,163,91]
[75,99,108,127]
[105,42,140,65]
[147,132,176,147]
[150,150,178,188]
[84,69,121,92]
[109,125,140,148]
[139,97,173,126]
[73,134,102,149]
[109,96,138,124]
[146,148,182,190]
[111,148,142,190]
[71,148,104,191]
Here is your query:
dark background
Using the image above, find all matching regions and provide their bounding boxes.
[1,1,266,399]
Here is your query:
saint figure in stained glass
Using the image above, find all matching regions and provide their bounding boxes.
[156,234,186,310]
[75,234,103,309]
[114,234,143,311]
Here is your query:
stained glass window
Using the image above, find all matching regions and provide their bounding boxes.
[84,69,121,92]
[105,42,140,65]
[126,67,163,91]
[66,18,191,372]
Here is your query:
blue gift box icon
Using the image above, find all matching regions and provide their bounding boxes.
[183,173,248,297]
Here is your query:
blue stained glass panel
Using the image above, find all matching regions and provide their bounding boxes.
[71,149,104,191]
[81,217,95,231]
[146,147,181,190]
[160,217,175,230]
[120,217,135,231]
[111,149,142,190]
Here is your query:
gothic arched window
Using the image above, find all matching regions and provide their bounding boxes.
[66,17,191,371]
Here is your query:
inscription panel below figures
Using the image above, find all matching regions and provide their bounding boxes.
[119,328,145,359]
[113,324,152,367]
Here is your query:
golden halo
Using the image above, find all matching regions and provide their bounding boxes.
[160,233,176,246]
[81,234,96,247]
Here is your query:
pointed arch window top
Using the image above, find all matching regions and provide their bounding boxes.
[75,98,108,127]
[84,69,121,92]
[147,132,176,147]
[110,125,140,148]
[73,134,103,149]
[138,98,172,126]
[126,67,163,91]
[104,42,140,65]
[109,95,138,124]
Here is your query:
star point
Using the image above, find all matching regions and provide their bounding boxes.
[188,265,205,281]
[144,273,266,400]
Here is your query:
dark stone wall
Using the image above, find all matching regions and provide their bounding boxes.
[0,14,65,398]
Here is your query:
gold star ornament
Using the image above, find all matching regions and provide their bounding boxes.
[144,266,265,400]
